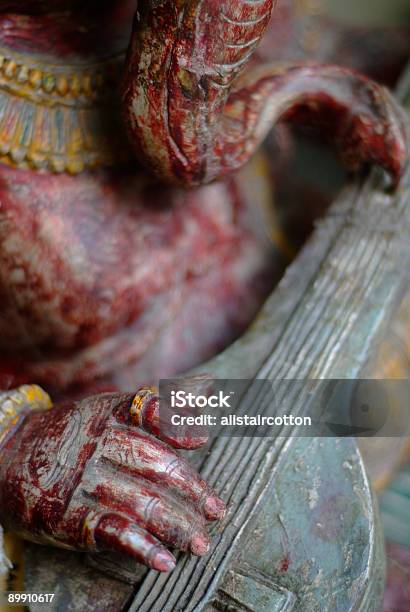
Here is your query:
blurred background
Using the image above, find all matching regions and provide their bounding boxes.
[327,0,410,27]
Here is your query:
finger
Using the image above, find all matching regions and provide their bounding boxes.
[93,513,176,572]
[101,425,226,520]
[129,386,208,450]
[84,472,211,555]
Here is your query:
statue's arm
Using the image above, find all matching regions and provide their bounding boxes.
[0,385,225,572]
[0,386,52,575]
[122,0,407,186]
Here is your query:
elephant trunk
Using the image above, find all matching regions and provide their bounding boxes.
[122,0,407,187]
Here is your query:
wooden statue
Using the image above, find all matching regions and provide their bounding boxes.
[0,1,408,607]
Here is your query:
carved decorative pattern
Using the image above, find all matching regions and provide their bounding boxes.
[0,385,52,447]
[213,567,296,611]
[0,47,129,173]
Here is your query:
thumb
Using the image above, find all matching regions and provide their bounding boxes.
[130,385,209,450]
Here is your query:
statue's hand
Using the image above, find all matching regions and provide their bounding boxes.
[0,391,225,572]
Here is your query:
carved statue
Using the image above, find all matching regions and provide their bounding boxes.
[0,384,226,572]
[0,0,408,594]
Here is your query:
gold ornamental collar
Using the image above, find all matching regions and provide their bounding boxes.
[0,46,128,174]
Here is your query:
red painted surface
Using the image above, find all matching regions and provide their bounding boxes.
[279,556,290,573]
[0,0,408,572]
[123,1,407,186]
[0,392,225,570]
[0,164,274,393]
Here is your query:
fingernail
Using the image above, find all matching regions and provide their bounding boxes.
[152,550,176,572]
[204,495,226,520]
[190,534,210,556]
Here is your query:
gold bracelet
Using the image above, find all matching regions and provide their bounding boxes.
[0,385,52,448]
[130,386,158,428]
